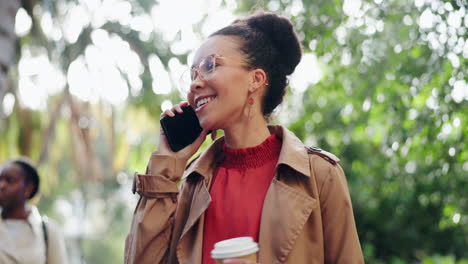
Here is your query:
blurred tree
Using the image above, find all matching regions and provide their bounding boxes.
[0,0,20,103]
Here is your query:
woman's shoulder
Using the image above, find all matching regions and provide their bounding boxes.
[306,146,340,166]
[305,145,344,183]
[273,125,341,169]
[41,215,66,240]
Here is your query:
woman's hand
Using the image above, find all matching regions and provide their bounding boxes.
[158,102,209,162]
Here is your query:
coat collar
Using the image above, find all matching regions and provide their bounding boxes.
[182,125,311,181]
[270,125,311,177]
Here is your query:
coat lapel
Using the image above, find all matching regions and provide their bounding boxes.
[258,126,319,263]
[176,139,224,263]
[258,178,318,263]
[176,180,211,264]
[179,138,226,240]
[180,181,211,239]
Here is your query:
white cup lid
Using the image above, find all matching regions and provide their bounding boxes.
[211,237,259,259]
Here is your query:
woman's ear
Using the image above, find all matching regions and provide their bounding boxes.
[24,182,34,199]
[249,69,268,93]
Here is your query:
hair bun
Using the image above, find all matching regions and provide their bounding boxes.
[246,12,302,75]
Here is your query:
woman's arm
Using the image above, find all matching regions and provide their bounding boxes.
[319,163,364,263]
[125,102,209,264]
[46,220,68,264]
[124,153,187,264]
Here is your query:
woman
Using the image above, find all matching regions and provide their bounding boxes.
[125,11,364,264]
[0,158,68,264]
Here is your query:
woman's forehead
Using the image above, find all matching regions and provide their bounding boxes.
[192,35,243,65]
[0,163,24,178]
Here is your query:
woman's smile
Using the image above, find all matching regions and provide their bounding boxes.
[195,95,217,112]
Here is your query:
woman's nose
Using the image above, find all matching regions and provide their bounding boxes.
[190,77,205,92]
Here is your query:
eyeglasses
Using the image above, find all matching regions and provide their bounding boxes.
[179,54,223,89]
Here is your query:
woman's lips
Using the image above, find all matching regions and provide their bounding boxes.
[195,96,216,112]
[195,100,211,112]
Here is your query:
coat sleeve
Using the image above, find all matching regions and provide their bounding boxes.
[318,163,364,264]
[124,152,187,264]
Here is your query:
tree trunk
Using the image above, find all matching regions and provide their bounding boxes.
[38,92,67,165]
[67,92,102,181]
[0,0,20,108]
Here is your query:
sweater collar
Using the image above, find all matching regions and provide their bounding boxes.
[221,134,281,169]
[182,125,311,180]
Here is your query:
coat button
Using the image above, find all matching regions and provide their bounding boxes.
[309,146,322,152]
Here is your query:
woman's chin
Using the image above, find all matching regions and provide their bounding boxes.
[199,118,217,131]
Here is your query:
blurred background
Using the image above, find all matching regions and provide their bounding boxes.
[0,0,467,263]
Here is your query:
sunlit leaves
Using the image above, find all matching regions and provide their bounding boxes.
[238,0,468,261]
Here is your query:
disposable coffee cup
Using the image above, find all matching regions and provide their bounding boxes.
[211,237,259,264]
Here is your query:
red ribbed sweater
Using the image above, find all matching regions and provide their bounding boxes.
[201,134,282,264]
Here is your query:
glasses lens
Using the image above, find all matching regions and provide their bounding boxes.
[179,69,192,92]
[199,56,216,78]
[179,55,217,91]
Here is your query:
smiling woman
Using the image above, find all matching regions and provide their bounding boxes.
[125,11,364,264]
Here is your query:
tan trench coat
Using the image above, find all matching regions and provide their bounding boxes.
[125,125,364,264]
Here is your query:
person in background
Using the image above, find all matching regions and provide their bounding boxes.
[125,11,364,264]
[0,157,68,264]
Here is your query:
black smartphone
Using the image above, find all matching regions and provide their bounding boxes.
[160,105,204,152]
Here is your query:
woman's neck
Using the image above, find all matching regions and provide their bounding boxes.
[223,114,271,149]
[1,204,29,220]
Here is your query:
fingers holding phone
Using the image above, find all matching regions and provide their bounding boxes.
[160,101,189,118]
[158,102,208,161]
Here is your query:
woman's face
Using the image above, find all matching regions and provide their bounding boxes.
[0,164,30,209]
[187,35,253,130]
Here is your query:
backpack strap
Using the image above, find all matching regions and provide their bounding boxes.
[41,216,49,264]
[305,146,340,165]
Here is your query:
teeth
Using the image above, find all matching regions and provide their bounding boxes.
[197,96,215,108]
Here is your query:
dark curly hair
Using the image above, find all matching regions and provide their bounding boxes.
[210,11,302,117]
